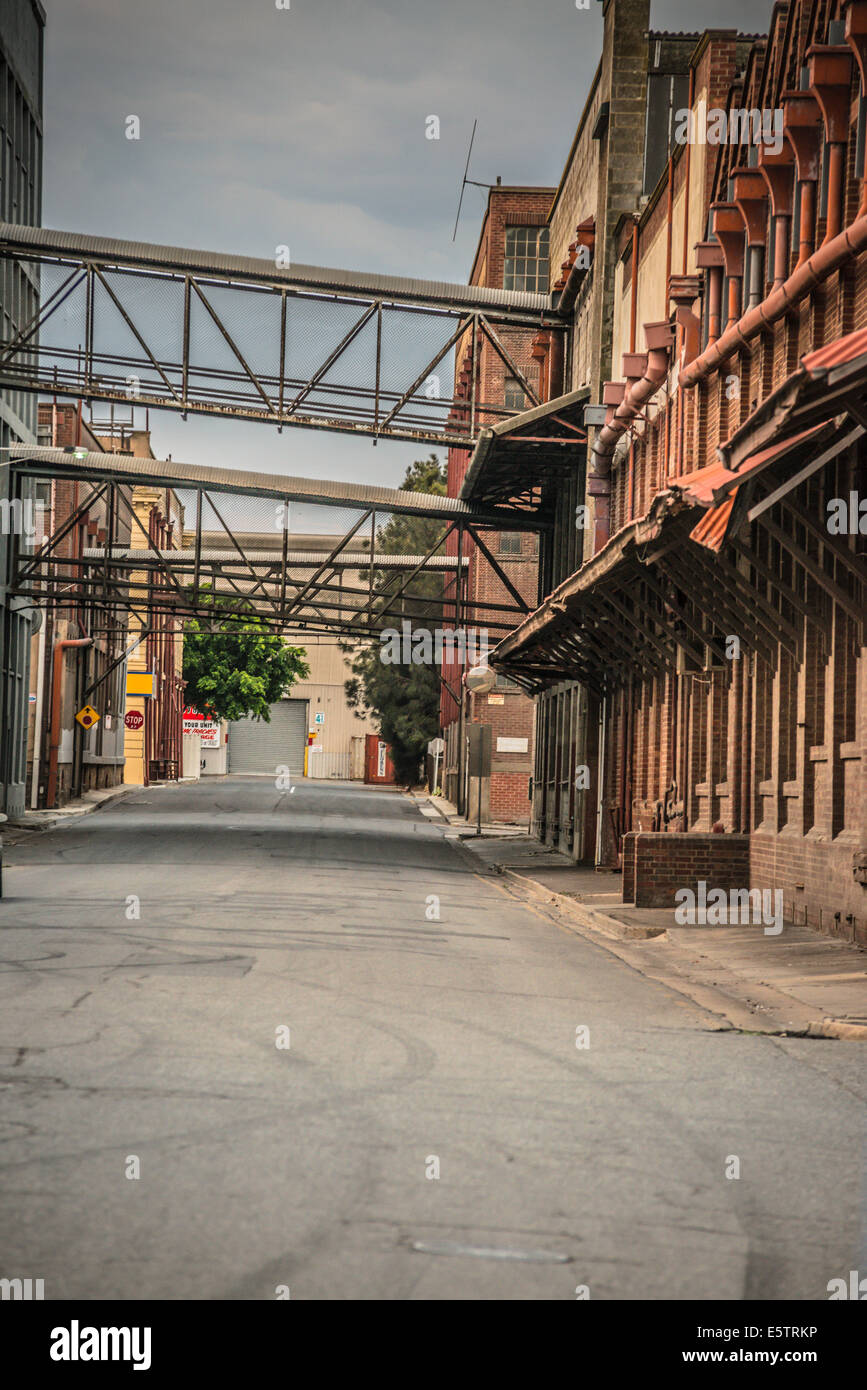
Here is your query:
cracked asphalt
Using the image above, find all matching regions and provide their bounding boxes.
[0,776,864,1300]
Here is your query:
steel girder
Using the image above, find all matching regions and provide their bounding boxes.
[5,469,526,642]
[0,224,567,448]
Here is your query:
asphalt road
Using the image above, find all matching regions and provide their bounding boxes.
[0,777,864,1300]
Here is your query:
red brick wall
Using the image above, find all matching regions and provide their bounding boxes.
[623,832,750,909]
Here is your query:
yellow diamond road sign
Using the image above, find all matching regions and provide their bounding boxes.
[75,705,100,730]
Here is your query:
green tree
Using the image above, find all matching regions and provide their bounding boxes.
[183,593,309,724]
[342,454,447,784]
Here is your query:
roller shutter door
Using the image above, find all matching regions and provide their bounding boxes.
[228,699,308,775]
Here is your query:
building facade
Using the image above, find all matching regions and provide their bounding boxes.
[96,429,186,789]
[477,0,866,944]
[27,404,131,808]
[441,185,555,823]
[0,0,45,818]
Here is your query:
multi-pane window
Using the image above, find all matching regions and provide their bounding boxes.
[504,377,527,411]
[495,670,520,691]
[498,532,523,556]
[503,226,549,293]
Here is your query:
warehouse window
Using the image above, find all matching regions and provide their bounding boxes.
[504,377,527,411]
[503,226,549,292]
[498,532,523,555]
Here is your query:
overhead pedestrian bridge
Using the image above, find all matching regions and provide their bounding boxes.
[0,224,567,449]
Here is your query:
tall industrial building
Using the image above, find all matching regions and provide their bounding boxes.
[0,0,44,818]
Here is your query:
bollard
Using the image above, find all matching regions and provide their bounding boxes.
[0,813,6,899]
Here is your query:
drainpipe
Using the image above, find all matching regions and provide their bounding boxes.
[758,143,795,288]
[679,209,867,388]
[733,169,769,309]
[696,239,725,344]
[30,613,47,809]
[844,0,867,214]
[670,276,703,476]
[594,696,607,868]
[663,157,674,487]
[46,637,93,808]
[808,37,854,244]
[548,329,565,400]
[782,90,822,267]
[587,321,674,552]
[711,203,746,328]
[629,222,638,503]
[681,68,695,276]
[740,654,752,835]
[630,219,640,352]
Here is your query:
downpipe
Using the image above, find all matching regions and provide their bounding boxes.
[46,637,93,809]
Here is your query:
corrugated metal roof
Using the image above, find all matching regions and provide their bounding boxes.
[9,445,523,524]
[802,327,867,374]
[0,223,558,318]
[667,459,740,506]
[459,387,589,502]
[672,422,828,504]
[690,496,734,551]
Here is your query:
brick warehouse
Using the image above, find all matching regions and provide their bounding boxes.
[467,0,866,945]
[440,184,555,822]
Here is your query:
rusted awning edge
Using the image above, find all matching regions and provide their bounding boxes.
[719,324,867,471]
[459,387,590,503]
[490,493,679,669]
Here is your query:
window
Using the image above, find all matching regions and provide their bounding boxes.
[642,71,691,194]
[504,377,527,411]
[498,532,523,555]
[495,670,520,691]
[503,226,549,293]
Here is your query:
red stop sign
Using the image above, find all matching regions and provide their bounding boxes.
[125,710,144,731]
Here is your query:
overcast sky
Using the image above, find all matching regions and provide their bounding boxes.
[40,0,766,493]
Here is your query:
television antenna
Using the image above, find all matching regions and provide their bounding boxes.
[451,120,498,241]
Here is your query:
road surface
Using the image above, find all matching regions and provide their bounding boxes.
[0,777,864,1299]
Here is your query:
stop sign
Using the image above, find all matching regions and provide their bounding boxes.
[125,710,144,731]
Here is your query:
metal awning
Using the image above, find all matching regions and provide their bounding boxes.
[459,387,589,507]
[491,499,719,695]
[719,326,867,469]
[671,420,838,553]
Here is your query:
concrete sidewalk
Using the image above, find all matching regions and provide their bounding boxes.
[1,781,140,846]
[420,792,533,840]
[441,813,867,1042]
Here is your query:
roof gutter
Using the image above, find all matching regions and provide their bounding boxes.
[680,212,867,390]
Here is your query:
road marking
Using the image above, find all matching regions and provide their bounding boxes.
[411,1240,571,1263]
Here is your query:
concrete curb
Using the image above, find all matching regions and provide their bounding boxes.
[805,1018,867,1041]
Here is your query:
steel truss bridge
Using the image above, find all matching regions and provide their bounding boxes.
[0,225,568,448]
[6,445,544,660]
